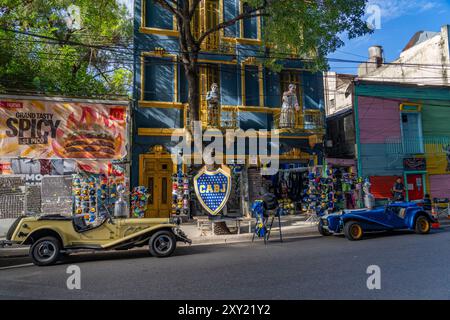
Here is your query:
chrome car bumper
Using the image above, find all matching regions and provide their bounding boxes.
[0,240,14,248]
[174,228,192,244]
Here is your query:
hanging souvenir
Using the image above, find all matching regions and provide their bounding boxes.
[171,170,190,216]
[130,186,149,218]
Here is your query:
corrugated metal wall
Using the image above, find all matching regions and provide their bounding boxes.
[357,96,402,176]
[430,175,450,199]
[358,96,401,143]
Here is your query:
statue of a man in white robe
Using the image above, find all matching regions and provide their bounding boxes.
[206,83,220,127]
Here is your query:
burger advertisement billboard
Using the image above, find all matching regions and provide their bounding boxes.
[0,99,127,160]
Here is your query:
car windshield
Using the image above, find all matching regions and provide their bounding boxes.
[387,206,407,218]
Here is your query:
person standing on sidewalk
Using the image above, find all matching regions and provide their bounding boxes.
[392,177,405,202]
[423,194,432,213]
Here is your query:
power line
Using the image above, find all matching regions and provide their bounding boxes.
[3,28,450,100]
[3,49,449,89]
[4,27,450,70]
[3,57,449,97]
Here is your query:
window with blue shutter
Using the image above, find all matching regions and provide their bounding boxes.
[143,56,174,102]
[145,0,174,30]
[244,65,260,106]
[242,2,258,39]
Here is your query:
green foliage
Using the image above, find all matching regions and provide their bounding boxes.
[0,0,132,97]
[247,0,372,70]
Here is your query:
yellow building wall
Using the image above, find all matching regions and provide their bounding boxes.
[425,143,450,175]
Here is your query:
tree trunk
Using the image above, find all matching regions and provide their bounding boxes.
[185,63,200,132]
[177,8,200,133]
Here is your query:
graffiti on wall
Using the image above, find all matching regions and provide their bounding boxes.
[443,145,450,172]
[425,142,450,174]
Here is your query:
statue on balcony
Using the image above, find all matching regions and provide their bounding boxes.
[206,83,220,127]
[280,84,300,128]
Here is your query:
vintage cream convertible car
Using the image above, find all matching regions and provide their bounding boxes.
[5,212,191,266]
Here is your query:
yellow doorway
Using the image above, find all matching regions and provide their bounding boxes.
[139,145,174,218]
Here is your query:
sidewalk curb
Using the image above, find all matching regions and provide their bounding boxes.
[183,228,320,247]
[2,224,449,258]
[0,226,319,258]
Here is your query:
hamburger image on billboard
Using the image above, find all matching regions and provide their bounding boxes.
[52,106,126,159]
[63,124,116,158]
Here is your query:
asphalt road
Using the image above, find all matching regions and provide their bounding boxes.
[1,229,450,300]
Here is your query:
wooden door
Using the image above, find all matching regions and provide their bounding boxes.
[143,158,173,218]
[406,174,424,201]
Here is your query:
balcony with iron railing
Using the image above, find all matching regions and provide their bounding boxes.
[186,107,240,130]
[186,107,325,132]
[220,107,240,129]
[191,0,237,55]
[385,136,450,156]
[385,137,424,155]
[272,109,325,133]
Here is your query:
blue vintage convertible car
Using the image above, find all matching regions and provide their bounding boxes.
[318,202,436,241]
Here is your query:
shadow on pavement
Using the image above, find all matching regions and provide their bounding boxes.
[331,227,447,241]
[56,243,227,266]
[4,228,447,267]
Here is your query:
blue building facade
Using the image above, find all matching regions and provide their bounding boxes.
[132,0,325,217]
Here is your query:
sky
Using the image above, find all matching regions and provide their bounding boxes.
[117,0,133,15]
[328,0,450,74]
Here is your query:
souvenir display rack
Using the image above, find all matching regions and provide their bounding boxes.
[131,186,150,218]
[304,169,336,216]
[72,173,124,223]
[172,170,190,216]
[303,168,363,215]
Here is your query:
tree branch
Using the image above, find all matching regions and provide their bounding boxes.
[179,0,199,57]
[92,64,112,84]
[92,68,123,79]
[188,0,202,18]
[197,9,267,45]
[154,0,182,19]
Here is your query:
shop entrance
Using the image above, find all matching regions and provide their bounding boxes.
[406,173,425,201]
[139,146,174,218]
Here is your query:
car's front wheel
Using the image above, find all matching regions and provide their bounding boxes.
[30,236,61,266]
[344,221,364,241]
[318,220,331,236]
[149,230,176,258]
[415,216,431,234]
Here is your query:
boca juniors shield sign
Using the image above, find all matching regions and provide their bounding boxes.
[194,165,231,216]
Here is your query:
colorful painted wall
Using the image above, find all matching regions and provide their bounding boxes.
[355,82,450,200]
[422,104,450,174]
[356,95,403,177]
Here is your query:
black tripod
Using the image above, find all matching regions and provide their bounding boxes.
[252,208,283,244]
[266,209,283,242]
